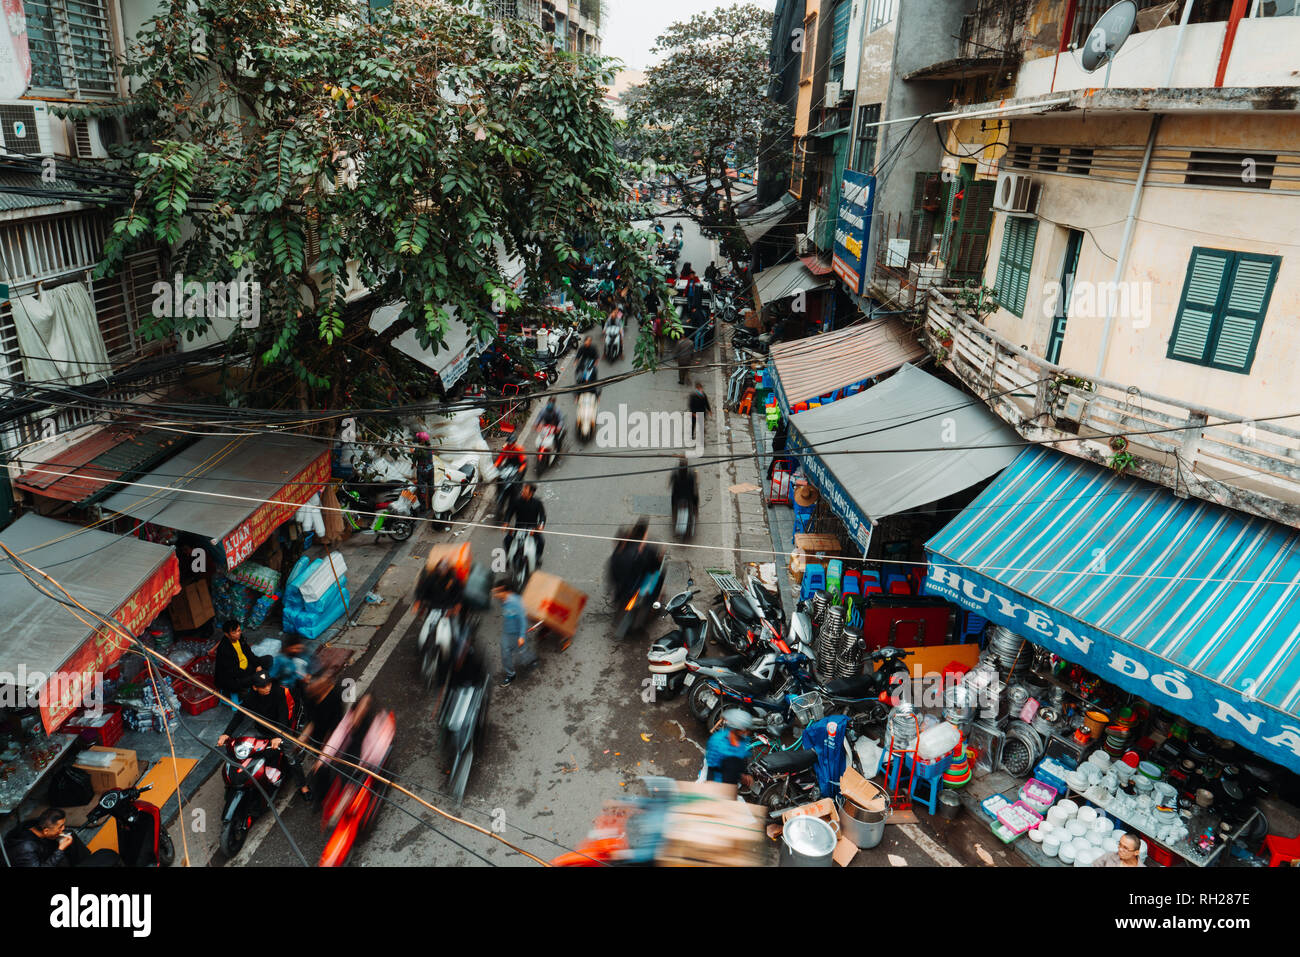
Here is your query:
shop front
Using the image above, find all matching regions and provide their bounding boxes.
[0,515,179,813]
[921,446,1300,865]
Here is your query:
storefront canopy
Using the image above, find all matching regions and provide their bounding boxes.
[369,302,494,391]
[785,364,1020,552]
[924,447,1300,774]
[100,434,330,569]
[14,426,186,506]
[769,318,926,413]
[753,258,832,311]
[739,193,798,245]
[0,514,179,731]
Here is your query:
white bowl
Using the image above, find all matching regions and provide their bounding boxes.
[1103,834,1121,853]
[1067,819,1089,839]
[1088,751,1111,769]
[1028,826,1046,843]
[1092,817,1115,837]
[1078,805,1099,825]
[1076,846,1103,867]
[1057,799,1079,820]
[1058,840,1078,864]
[1042,836,1061,857]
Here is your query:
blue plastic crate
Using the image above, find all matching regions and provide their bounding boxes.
[1033,762,1068,798]
[910,753,954,782]
[981,793,1012,821]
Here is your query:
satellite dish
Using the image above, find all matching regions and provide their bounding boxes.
[1080,1,1138,87]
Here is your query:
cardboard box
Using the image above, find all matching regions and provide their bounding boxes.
[425,543,472,575]
[521,572,588,640]
[169,579,214,632]
[73,746,139,792]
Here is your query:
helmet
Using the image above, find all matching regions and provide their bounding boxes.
[415,431,430,443]
[722,709,754,732]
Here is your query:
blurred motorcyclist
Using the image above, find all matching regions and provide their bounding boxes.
[538,398,564,432]
[705,709,756,787]
[575,336,598,381]
[608,518,662,609]
[494,439,528,476]
[503,482,547,566]
[669,456,698,516]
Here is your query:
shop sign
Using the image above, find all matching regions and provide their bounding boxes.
[222,452,331,568]
[923,559,1300,773]
[832,171,875,295]
[788,422,872,553]
[39,553,181,732]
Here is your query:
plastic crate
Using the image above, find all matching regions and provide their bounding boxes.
[981,793,1012,821]
[62,704,124,747]
[911,753,954,782]
[178,684,218,715]
[1033,761,1068,798]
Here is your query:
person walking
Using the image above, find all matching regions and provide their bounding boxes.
[674,334,694,385]
[493,578,538,687]
[688,381,711,442]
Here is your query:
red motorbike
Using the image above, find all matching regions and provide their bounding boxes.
[318,708,397,867]
[80,783,174,866]
[219,733,295,858]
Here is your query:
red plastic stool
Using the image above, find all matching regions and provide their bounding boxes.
[1260,833,1300,867]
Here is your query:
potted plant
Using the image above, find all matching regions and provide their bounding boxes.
[934,326,954,349]
[1108,450,1135,475]
[1109,435,1129,453]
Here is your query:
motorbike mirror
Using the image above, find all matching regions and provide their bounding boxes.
[652,602,662,610]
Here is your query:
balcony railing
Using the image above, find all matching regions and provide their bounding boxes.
[924,287,1300,530]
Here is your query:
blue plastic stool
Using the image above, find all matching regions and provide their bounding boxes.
[800,563,826,603]
[963,612,988,642]
[911,773,943,816]
[841,571,861,598]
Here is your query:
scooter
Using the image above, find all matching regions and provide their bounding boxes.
[430,454,478,528]
[645,580,711,699]
[80,784,174,866]
[614,562,665,640]
[749,748,822,817]
[318,708,396,867]
[493,459,525,520]
[576,391,598,444]
[506,528,539,593]
[688,653,818,735]
[219,732,296,858]
[418,606,478,692]
[575,353,597,387]
[535,423,564,473]
[339,479,417,542]
[671,494,696,540]
[437,652,491,808]
[604,321,624,361]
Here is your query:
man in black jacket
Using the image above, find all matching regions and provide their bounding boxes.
[3,808,119,867]
[214,620,271,703]
[503,483,547,565]
[217,670,311,800]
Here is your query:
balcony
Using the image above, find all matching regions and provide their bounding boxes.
[923,287,1300,530]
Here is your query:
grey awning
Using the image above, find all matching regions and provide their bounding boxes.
[369,302,493,390]
[740,193,798,244]
[753,258,831,309]
[787,364,1021,525]
[0,514,177,684]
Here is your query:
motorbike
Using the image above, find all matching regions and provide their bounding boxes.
[749,748,822,816]
[614,561,665,640]
[576,390,598,444]
[604,321,624,361]
[219,731,298,858]
[339,479,418,542]
[687,653,817,734]
[575,353,597,387]
[318,708,396,867]
[816,646,915,727]
[506,528,539,594]
[706,575,795,657]
[671,493,696,540]
[436,649,491,808]
[79,784,173,866]
[430,454,479,528]
[493,458,525,520]
[731,326,771,355]
[645,579,711,699]
[535,422,564,473]
[418,606,478,692]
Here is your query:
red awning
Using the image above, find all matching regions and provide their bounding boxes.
[799,255,835,276]
[15,426,184,505]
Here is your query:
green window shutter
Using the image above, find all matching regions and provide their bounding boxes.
[993,218,1037,317]
[994,220,1014,308]
[1167,248,1278,373]
[950,180,996,280]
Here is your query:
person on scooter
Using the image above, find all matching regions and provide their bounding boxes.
[704,261,720,284]
[672,222,684,245]
[503,483,547,566]
[653,220,665,240]
[494,439,528,476]
[411,431,436,513]
[3,807,120,867]
[538,397,564,432]
[218,669,312,802]
[669,456,698,519]
[575,335,598,382]
[413,556,468,619]
[705,709,756,788]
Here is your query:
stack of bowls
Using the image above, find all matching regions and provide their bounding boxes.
[1138,760,1163,782]
[987,626,1035,682]
[1058,840,1079,864]
[1042,833,1062,857]
[1076,845,1104,867]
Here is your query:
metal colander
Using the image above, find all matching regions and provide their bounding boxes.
[816,605,846,679]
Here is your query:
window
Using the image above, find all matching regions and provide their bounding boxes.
[1167,248,1280,374]
[1185,150,1275,190]
[801,14,817,79]
[23,0,117,97]
[993,217,1038,317]
[1037,146,1061,173]
[1063,147,1094,176]
[869,0,898,32]
[1005,144,1034,170]
[829,0,852,83]
[854,104,881,172]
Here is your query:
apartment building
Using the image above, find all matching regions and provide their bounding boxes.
[479,0,602,53]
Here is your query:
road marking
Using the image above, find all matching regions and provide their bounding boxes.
[896,823,963,867]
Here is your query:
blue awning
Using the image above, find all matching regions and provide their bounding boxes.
[923,447,1300,773]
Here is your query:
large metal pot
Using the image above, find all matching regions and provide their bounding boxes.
[840,783,891,850]
[780,815,837,867]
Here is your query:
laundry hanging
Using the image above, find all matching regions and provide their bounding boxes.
[11,281,111,386]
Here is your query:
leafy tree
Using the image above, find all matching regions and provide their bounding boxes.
[94,0,663,412]
[625,3,784,272]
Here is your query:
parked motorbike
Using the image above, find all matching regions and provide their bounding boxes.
[576,391,598,444]
[749,748,822,816]
[687,653,815,734]
[535,423,564,473]
[219,732,297,857]
[817,646,915,727]
[318,708,396,867]
[645,580,710,699]
[732,326,771,355]
[339,479,418,542]
[79,784,173,866]
[431,454,479,528]
[506,528,539,593]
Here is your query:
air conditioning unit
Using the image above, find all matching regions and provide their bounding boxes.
[993,170,1040,214]
[824,81,841,106]
[0,101,56,156]
[70,117,124,159]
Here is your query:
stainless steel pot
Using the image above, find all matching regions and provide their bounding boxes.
[840,794,891,849]
[780,815,837,866]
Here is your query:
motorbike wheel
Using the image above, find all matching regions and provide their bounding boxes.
[421,643,443,693]
[687,680,718,725]
[759,780,819,817]
[388,518,415,542]
[157,830,175,867]
[450,749,473,808]
[219,816,249,858]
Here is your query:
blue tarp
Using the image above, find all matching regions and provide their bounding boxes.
[923,447,1300,774]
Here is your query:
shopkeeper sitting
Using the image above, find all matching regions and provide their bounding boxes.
[3,808,120,867]
[1095,833,1143,867]
[215,619,271,704]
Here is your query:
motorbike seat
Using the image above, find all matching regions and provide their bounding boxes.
[693,654,748,670]
[728,592,760,625]
[759,749,817,774]
[723,672,773,696]
[824,672,878,698]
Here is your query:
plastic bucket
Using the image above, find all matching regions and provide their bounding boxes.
[1084,710,1110,741]
[840,789,891,850]
[780,816,837,867]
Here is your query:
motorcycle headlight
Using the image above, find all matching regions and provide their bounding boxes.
[233,741,253,760]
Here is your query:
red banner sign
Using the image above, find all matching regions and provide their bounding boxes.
[222,452,330,568]
[40,552,181,732]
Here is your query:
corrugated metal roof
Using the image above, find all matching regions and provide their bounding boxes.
[0,173,67,212]
[770,317,926,409]
[753,258,831,309]
[15,427,189,505]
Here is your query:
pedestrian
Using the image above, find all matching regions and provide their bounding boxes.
[688,381,711,441]
[214,619,271,705]
[410,431,435,513]
[1095,833,1144,867]
[493,577,537,687]
[674,334,694,385]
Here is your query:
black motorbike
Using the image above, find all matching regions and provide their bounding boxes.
[749,748,822,817]
[79,784,174,867]
[494,459,525,521]
[436,634,491,807]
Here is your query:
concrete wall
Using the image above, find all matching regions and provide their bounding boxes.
[981,113,1300,418]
